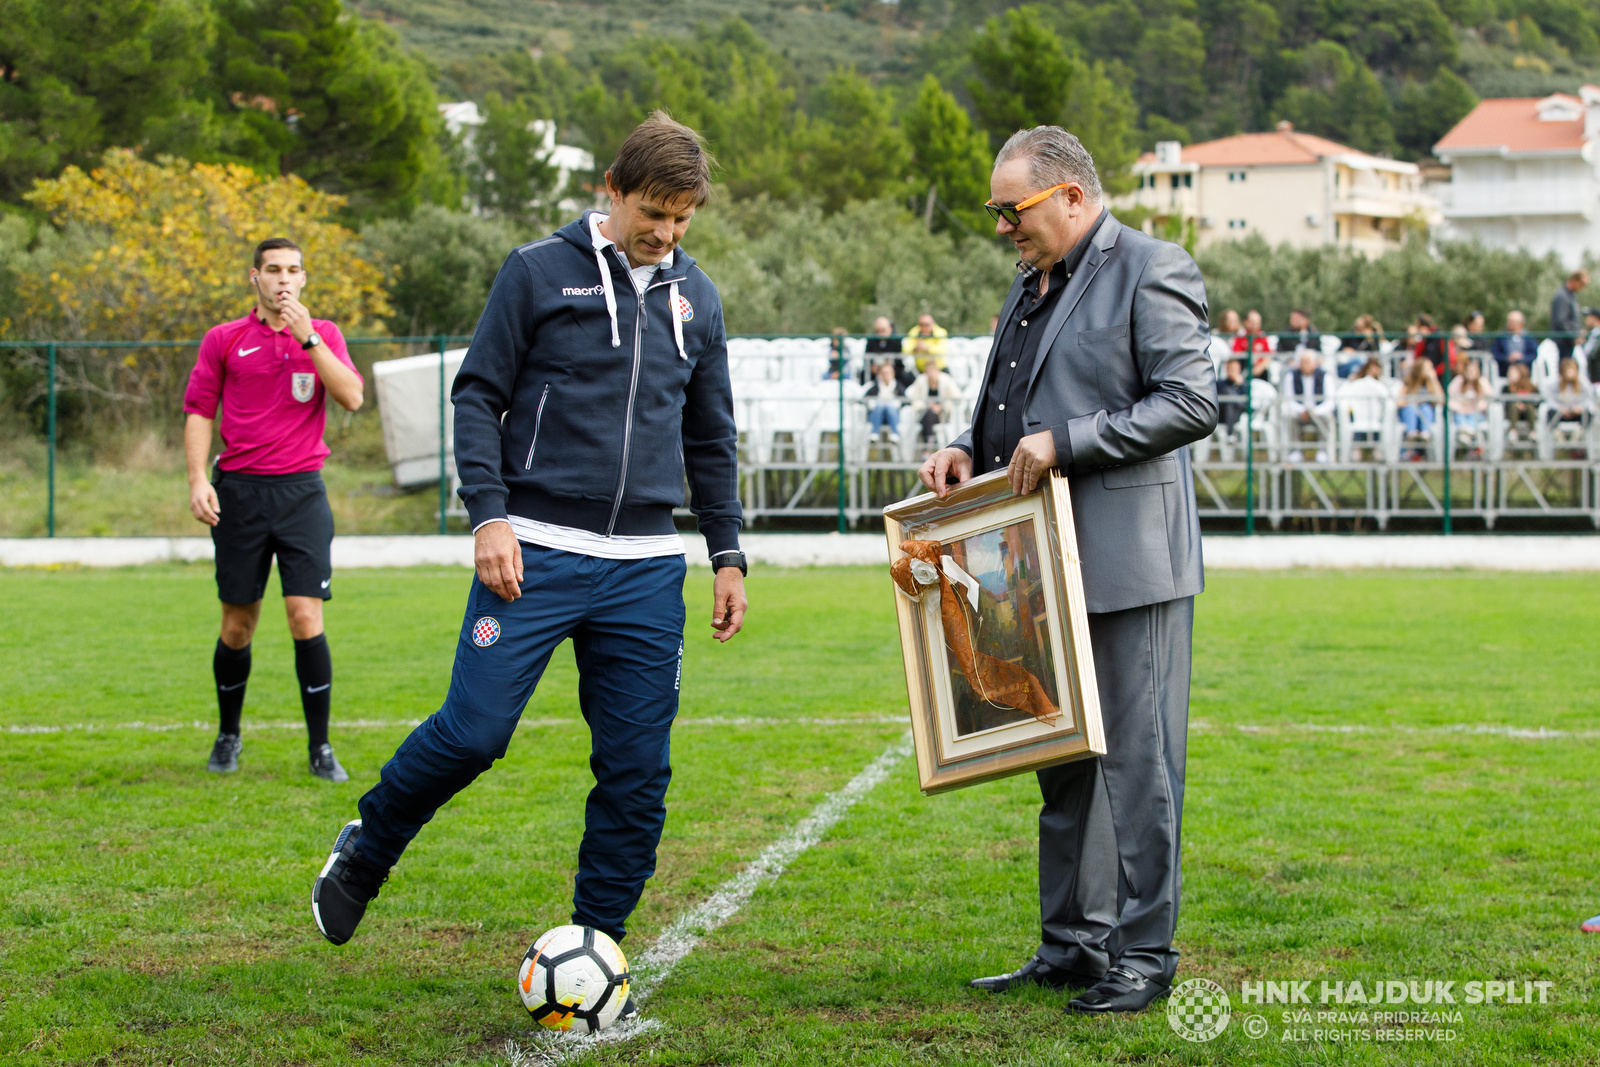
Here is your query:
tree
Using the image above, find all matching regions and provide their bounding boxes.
[901,75,995,234]
[968,7,1078,142]
[968,6,1139,194]
[798,70,909,214]
[360,204,523,337]
[1273,41,1397,156]
[468,93,560,227]
[18,149,388,341]
[0,0,213,203]
[209,0,442,217]
[1394,67,1478,159]
[1135,17,1208,124]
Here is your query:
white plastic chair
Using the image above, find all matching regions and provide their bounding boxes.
[1336,379,1394,462]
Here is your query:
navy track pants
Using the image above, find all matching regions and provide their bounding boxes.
[355,543,688,941]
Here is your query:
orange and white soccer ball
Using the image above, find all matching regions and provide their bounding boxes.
[516,925,631,1033]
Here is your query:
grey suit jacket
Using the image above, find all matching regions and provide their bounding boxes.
[953,214,1217,614]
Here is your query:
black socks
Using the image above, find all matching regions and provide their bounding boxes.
[214,639,251,736]
[295,633,333,750]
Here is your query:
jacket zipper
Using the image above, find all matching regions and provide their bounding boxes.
[605,264,689,535]
[523,384,550,470]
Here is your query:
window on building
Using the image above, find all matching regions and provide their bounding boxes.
[1182,173,1193,188]
[1228,171,1247,182]
[1227,219,1248,229]
[1170,174,1180,190]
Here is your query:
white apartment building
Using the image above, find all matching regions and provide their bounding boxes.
[1117,122,1436,255]
[436,101,596,215]
[1433,86,1600,268]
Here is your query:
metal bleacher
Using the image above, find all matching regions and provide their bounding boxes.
[727,333,1600,530]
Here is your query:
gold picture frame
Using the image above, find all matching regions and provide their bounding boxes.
[883,469,1103,795]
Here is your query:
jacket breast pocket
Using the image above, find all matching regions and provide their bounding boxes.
[1078,324,1130,346]
[1102,456,1178,489]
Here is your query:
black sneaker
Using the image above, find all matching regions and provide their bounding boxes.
[309,743,349,783]
[207,733,241,774]
[617,997,639,1023]
[312,819,388,945]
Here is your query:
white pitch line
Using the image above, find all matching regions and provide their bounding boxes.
[2,715,906,737]
[505,730,914,1065]
[1191,720,1600,740]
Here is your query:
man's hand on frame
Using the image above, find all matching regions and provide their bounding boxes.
[918,447,973,499]
[1006,430,1057,495]
[711,568,747,643]
[475,521,523,602]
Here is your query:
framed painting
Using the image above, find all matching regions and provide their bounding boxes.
[883,469,1103,795]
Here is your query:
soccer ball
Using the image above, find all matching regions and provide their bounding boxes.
[516,924,631,1034]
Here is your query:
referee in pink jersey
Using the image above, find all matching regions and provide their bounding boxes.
[182,237,365,781]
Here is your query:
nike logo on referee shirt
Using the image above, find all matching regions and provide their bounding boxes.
[305,684,331,693]
[238,346,260,357]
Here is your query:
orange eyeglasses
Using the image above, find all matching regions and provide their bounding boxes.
[984,182,1072,226]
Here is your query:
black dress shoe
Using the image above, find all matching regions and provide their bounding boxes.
[1068,965,1171,1013]
[969,955,1103,992]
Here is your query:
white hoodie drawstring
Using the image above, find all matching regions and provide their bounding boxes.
[594,246,620,348]
[669,279,687,360]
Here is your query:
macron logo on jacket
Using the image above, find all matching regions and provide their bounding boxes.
[562,285,605,296]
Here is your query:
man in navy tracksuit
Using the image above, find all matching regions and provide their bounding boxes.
[310,115,748,992]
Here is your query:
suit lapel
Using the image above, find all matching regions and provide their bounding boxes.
[1025,216,1120,401]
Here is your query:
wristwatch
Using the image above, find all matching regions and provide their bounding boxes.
[710,550,748,576]
[301,331,323,351]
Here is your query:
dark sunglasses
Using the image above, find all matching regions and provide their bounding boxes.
[984,183,1072,226]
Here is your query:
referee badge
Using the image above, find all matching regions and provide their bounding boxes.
[472,617,501,647]
[291,372,316,403]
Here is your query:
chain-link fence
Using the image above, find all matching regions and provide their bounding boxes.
[3,329,1597,538]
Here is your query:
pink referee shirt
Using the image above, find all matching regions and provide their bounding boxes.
[184,313,362,475]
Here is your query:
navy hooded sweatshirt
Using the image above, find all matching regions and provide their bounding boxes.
[451,211,742,556]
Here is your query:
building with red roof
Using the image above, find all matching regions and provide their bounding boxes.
[1432,87,1599,268]
[1113,121,1434,256]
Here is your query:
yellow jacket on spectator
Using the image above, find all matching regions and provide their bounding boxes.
[905,322,948,371]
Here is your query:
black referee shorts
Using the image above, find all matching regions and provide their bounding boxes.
[211,469,335,605]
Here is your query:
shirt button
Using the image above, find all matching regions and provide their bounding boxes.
[1020,319,1028,327]
[995,456,1003,464]
[1011,361,1017,367]
[998,403,1006,410]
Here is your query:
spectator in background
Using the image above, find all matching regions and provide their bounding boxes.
[1551,270,1589,362]
[1339,314,1383,376]
[862,316,913,387]
[1276,308,1321,357]
[1544,357,1594,438]
[1340,358,1389,460]
[1501,362,1539,447]
[904,360,964,452]
[1216,356,1248,435]
[1448,357,1491,457]
[905,312,948,372]
[1218,308,1242,340]
[864,360,906,442]
[1234,309,1272,378]
[1410,313,1451,375]
[1491,310,1534,377]
[1396,357,1443,458]
[1283,350,1335,461]
[1579,308,1600,384]
[1461,310,1486,350]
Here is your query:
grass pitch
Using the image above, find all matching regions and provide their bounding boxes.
[1,564,1597,1065]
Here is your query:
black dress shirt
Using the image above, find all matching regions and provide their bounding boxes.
[971,209,1108,474]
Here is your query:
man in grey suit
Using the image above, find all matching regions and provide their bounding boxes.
[918,126,1217,1014]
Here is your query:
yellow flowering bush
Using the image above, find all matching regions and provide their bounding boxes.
[21,149,390,342]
